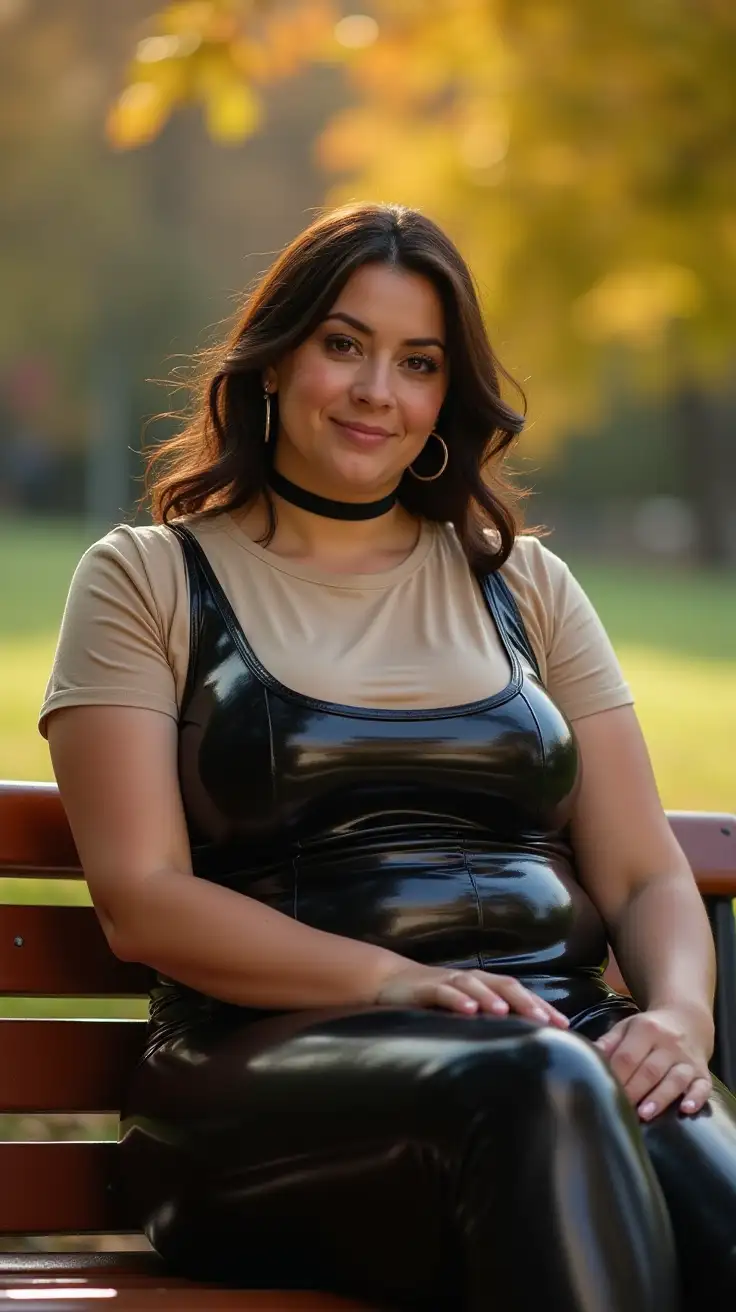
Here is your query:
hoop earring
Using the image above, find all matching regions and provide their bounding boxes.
[408,431,448,482]
[263,388,272,444]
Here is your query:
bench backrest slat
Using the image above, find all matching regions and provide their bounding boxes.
[0,1019,147,1112]
[0,782,79,874]
[0,905,150,996]
[0,1142,132,1233]
[668,811,736,895]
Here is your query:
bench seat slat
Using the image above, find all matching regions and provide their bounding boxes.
[0,1283,282,1310]
[0,1268,372,1311]
[0,1019,147,1111]
[0,905,150,995]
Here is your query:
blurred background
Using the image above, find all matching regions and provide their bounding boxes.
[1,0,735,808]
[0,0,734,1249]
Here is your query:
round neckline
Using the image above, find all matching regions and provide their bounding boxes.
[172,523,524,722]
[220,511,435,589]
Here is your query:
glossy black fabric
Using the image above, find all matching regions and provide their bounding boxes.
[120,524,736,1310]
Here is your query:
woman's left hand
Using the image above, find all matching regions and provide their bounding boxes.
[594,1005,713,1121]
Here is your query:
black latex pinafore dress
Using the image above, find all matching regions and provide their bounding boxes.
[144,522,633,1046]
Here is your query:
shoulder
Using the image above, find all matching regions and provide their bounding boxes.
[75,521,188,588]
[81,521,181,571]
[501,533,570,595]
[498,533,573,659]
[69,522,190,635]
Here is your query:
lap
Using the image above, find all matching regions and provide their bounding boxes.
[125,1004,551,1133]
[121,997,736,1300]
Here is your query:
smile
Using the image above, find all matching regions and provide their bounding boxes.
[331,418,395,445]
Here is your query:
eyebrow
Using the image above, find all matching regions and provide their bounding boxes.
[323,311,445,352]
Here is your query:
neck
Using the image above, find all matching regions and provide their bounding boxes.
[268,466,399,522]
[263,456,410,550]
[267,490,411,556]
[234,483,418,566]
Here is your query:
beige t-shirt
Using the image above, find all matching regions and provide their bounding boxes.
[39,514,633,736]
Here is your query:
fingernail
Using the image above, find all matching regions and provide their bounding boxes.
[492,999,509,1013]
[639,1101,657,1120]
[681,1099,697,1113]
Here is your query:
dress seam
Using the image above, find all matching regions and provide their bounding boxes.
[263,685,277,815]
[461,841,485,970]
[521,687,546,772]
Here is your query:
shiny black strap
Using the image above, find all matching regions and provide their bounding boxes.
[479,569,542,681]
[168,523,207,711]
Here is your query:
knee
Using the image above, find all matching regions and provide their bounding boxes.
[428,1022,620,1122]
[529,1025,623,1115]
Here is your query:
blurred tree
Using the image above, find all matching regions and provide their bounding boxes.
[112,0,736,560]
[0,0,344,521]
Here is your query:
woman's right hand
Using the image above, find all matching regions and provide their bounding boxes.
[375,963,570,1028]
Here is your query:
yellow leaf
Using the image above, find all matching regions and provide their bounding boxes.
[204,80,261,141]
[105,82,170,149]
[160,2,222,37]
[574,264,704,346]
[129,53,190,103]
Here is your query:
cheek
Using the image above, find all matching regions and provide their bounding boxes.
[400,378,446,434]
[285,351,344,413]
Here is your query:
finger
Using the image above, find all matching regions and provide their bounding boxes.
[638,1063,697,1121]
[530,999,570,1028]
[680,1076,713,1116]
[487,976,563,1025]
[450,974,510,1016]
[433,982,482,1014]
[624,1049,680,1109]
[594,1018,632,1058]
[607,1027,659,1093]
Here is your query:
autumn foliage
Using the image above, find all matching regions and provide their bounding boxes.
[109,1,736,441]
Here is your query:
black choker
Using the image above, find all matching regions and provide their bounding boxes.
[268,468,399,521]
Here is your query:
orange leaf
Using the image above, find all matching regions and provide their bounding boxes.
[105,82,171,149]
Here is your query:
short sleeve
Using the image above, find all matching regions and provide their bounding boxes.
[38,525,183,739]
[502,536,633,723]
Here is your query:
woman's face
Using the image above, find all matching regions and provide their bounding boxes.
[266,262,449,497]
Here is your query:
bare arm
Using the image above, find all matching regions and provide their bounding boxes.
[571,704,715,1117]
[47,705,407,1009]
[570,703,715,1037]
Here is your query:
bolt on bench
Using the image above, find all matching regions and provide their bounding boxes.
[0,780,734,1311]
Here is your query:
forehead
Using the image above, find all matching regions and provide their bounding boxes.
[329,263,445,337]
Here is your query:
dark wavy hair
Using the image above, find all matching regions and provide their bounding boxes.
[145,202,527,572]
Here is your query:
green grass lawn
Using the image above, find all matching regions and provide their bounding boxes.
[1,515,733,809]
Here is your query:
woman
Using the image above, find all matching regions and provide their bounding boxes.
[41,203,736,1311]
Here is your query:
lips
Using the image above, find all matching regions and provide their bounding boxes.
[332,419,393,437]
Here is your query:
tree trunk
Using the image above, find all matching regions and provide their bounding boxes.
[671,381,733,567]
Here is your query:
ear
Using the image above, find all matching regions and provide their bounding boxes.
[262,368,278,395]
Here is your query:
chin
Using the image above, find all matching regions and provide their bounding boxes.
[325,451,398,494]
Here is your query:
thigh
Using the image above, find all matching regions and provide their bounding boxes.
[575,999,736,1301]
[641,1079,736,1303]
[119,1006,535,1296]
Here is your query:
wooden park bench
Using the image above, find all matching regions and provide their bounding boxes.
[0,779,734,1310]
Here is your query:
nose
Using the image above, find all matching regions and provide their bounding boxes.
[350,356,394,410]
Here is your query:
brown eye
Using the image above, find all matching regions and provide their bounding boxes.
[405,355,440,374]
[326,334,359,355]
